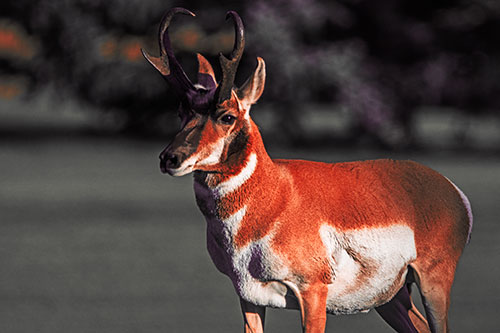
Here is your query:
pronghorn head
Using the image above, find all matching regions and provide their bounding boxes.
[143,8,265,176]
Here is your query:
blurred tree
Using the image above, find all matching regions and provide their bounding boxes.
[347,0,500,147]
[1,0,499,147]
[245,0,500,148]
[0,0,242,135]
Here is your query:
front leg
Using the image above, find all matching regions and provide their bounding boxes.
[240,298,266,333]
[301,284,328,333]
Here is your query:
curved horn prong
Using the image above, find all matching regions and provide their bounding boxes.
[142,7,196,99]
[218,11,245,104]
[141,49,170,76]
[159,8,195,57]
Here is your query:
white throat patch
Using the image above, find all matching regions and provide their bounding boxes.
[211,153,257,198]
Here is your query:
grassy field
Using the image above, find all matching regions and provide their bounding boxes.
[0,137,499,332]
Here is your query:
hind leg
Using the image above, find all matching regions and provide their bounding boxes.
[376,282,429,333]
[408,293,430,333]
[412,263,456,333]
[418,282,452,333]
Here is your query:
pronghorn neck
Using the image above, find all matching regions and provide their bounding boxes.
[194,118,274,190]
[192,118,279,226]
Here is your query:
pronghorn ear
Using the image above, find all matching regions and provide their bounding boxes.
[197,53,217,89]
[236,57,266,110]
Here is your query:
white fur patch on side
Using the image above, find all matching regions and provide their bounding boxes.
[212,153,257,198]
[319,224,417,314]
[319,225,358,288]
[446,178,473,243]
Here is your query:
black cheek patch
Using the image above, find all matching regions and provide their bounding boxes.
[224,125,250,163]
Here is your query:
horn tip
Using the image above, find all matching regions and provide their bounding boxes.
[219,52,230,64]
[225,11,237,20]
[141,48,152,59]
[175,7,195,17]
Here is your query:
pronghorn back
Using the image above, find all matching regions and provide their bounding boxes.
[144,8,472,333]
[274,158,471,239]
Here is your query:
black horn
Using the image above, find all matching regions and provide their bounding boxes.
[142,7,196,101]
[217,11,245,104]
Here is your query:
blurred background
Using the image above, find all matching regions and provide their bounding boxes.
[1,0,499,332]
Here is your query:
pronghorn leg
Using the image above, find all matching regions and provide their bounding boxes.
[375,282,429,333]
[408,295,430,333]
[240,298,266,333]
[300,284,328,333]
[412,264,455,333]
[419,288,451,333]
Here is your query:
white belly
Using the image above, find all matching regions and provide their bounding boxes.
[206,205,417,314]
[320,224,417,314]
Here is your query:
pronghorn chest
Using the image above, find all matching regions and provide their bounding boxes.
[194,177,292,308]
[194,179,278,271]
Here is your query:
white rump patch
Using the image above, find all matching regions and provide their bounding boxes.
[211,153,257,198]
[319,224,417,314]
[446,178,473,242]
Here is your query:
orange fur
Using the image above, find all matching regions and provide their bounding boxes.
[151,18,471,332]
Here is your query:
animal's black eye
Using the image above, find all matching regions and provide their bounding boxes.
[220,114,236,125]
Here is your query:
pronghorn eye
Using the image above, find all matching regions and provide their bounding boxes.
[220,114,236,125]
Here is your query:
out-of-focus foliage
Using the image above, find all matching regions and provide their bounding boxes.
[244,0,500,147]
[0,0,242,134]
[1,0,500,147]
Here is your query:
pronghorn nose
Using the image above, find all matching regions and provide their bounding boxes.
[160,150,181,172]
[165,153,179,168]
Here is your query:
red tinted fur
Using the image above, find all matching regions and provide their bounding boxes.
[197,118,470,270]
[192,116,471,332]
[147,8,472,332]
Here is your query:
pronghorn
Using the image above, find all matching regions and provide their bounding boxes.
[143,8,473,333]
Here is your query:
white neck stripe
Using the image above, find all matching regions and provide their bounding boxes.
[212,153,257,198]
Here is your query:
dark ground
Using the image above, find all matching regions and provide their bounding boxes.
[0,134,498,333]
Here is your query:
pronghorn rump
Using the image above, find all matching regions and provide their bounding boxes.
[145,8,472,332]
